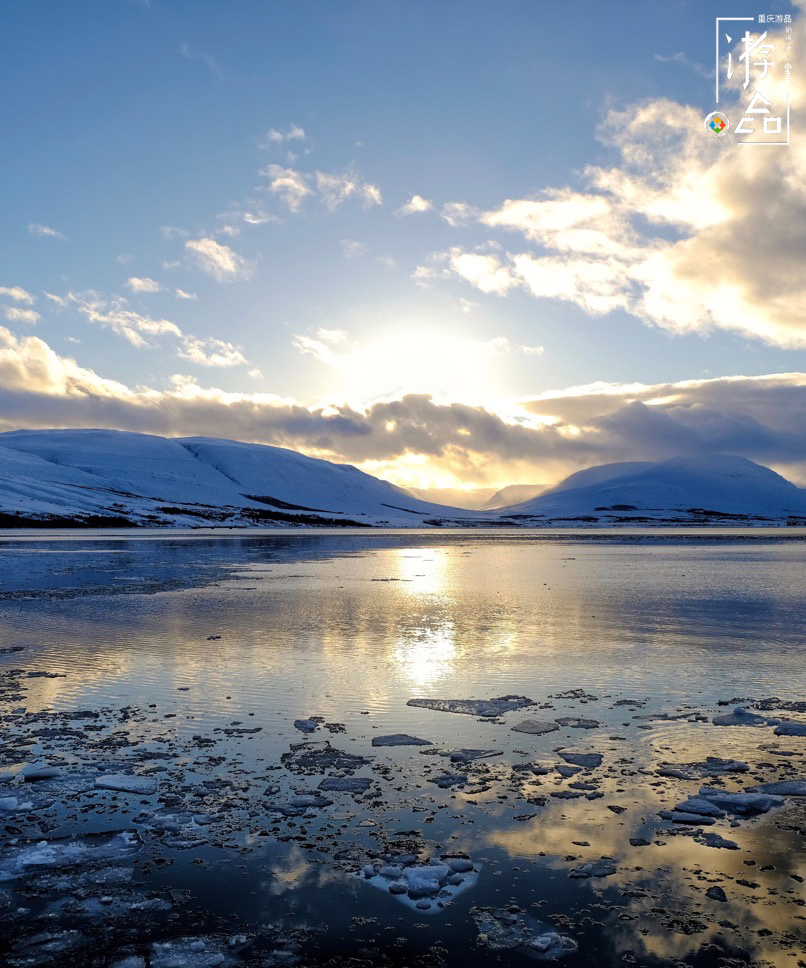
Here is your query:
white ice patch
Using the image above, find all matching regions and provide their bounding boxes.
[0,831,140,881]
[361,856,480,913]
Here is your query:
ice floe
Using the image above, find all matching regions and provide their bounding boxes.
[473,906,577,958]
[361,854,480,912]
[406,695,535,717]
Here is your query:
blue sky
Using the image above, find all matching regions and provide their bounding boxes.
[1,0,804,488]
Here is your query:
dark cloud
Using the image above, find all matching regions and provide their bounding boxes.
[0,327,803,485]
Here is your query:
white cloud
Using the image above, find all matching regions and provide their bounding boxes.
[28,223,68,241]
[126,276,162,294]
[396,194,432,216]
[260,124,305,147]
[340,239,366,258]
[160,225,190,240]
[179,42,223,80]
[439,17,806,349]
[654,51,713,80]
[412,265,437,288]
[440,202,480,227]
[0,286,35,303]
[252,164,382,216]
[175,289,197,300]
[262,164,313,212]
[521,344,544,356]
[67,291,183,348]
[261,163,382,214]
[185,237,252,282]
[314,168,382,211]
[316,327,349,343]
[4,307,40,324]
[448,248,518,296]
[243,210,280,225]
[248,367,263,379]
[177,337,246,367]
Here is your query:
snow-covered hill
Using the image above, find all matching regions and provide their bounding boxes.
[0,431,803,528]
[501,455,806,524]
[480,483,545,510]
[0,429,478,527]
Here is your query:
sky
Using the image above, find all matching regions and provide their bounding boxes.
[1,0,805,491]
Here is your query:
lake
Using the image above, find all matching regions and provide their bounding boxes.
[1,528,805,967]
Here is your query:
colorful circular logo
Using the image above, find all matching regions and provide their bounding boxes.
[704,111,730,136]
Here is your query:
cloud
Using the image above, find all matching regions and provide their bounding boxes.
[654,51,714,80]
[448,247,518,295]
[412,265,437,288]
[314,168,382,211]
[185,237,252,282]
[160,225,190,241]
[0,286,35,303]
[4,307,40,324]
[340,239,366,258]
[54,290,247,369]
[179,42,223,80]
[177,337,247,368]
[126,276,162,294]
[439,17,806,349]
[396,194,432,216]
[175,289,197,300]
[521,344,544,356]
[262,164,313,213]
[66,291,182,347]
[0,326,803,487]
[261,164,382,213]
[28,223,68,241]
[440,202,480,226]
[260,124,306,147]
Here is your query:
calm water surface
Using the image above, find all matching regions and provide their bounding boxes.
[0,529,804,967]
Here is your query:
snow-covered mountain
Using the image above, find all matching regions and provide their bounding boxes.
[0,431,803,527]
[405,486,499,510]
[480,483,545,510]
[501,455,806,524]
[0,429,479,527]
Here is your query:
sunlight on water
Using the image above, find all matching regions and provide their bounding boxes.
[0,529,804,967]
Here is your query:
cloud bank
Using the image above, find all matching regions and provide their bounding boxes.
[436,18,806,349]
[0,325,803,487]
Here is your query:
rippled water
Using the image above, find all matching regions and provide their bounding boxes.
[1,529,805,967]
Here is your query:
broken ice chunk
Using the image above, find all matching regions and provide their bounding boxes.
[511,720,559,735]
[371,734,432,747]
[712,706,778,727]
[697,786,783,815]
[569,858,616,878]
[558,752,602,768]
[94,774,157,795]
[318,777,371,793]
[407,696,534,717]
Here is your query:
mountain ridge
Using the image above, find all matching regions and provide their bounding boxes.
[0,429,803,528]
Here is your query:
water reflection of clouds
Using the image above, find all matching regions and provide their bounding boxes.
[486,788,805,964]
[248,844,343,898]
